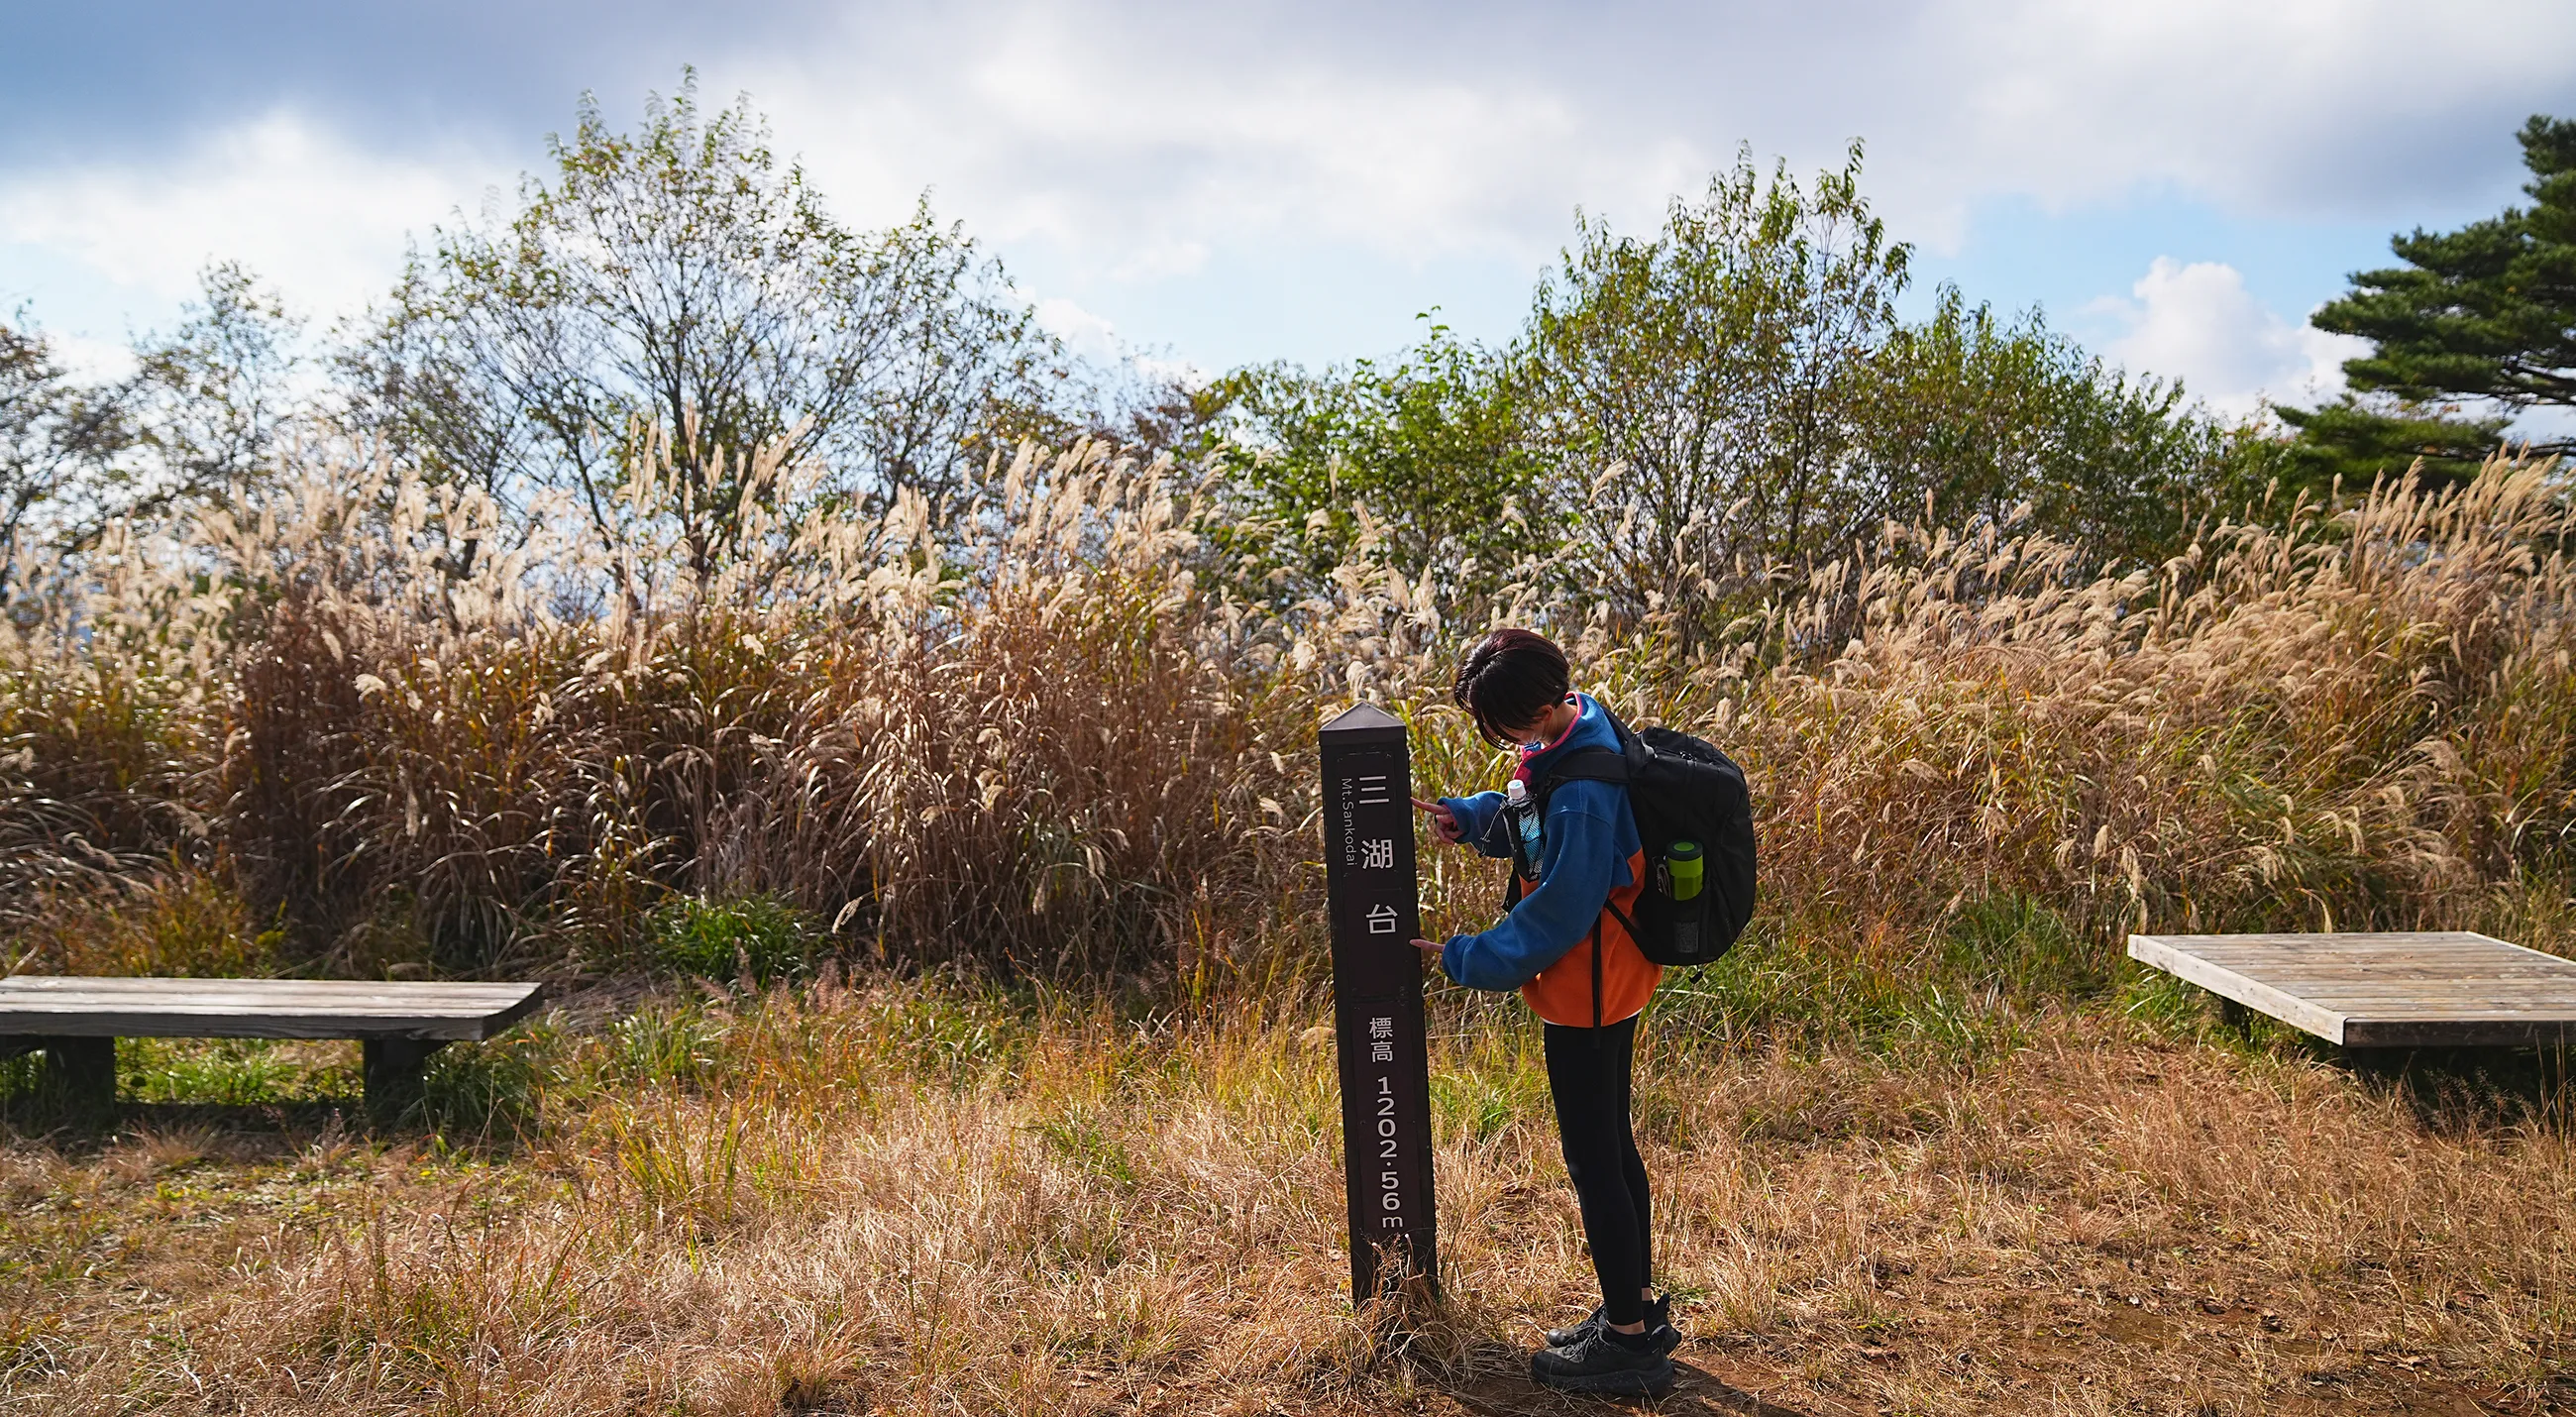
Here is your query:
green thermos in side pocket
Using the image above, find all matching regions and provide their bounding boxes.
[1666,839,1703,901]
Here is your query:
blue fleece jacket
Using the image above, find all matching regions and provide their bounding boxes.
[1436,693,1641,991]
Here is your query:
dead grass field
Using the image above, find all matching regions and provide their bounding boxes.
[2,977,2567,1416]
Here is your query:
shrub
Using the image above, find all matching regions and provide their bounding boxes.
[644,894,816,983]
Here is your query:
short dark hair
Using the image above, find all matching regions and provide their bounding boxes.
[1452,628,1570,745]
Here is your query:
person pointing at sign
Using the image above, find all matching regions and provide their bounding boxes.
[1410,628,1678,1397]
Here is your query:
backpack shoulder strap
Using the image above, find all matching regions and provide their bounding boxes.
[1542,746,1629,786]
[1531,745,1625,821]
[1532,703,1650,818]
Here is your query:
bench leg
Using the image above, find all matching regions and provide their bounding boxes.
[363,1038,448,1127]
[10,1036,117,1118]
[2213,995,2251,1033]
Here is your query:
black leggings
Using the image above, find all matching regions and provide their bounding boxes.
[1543,1014,1652,1325]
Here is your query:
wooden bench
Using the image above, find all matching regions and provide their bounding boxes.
[2128,931,2576,1048]
[0,976,544,1124]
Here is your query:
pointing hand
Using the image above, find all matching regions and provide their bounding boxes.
[1411,797,1462,844]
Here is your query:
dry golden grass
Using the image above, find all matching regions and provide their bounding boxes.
[1635,461,2576,952]
[2,981,2567,1415]
[9,444,2575,984]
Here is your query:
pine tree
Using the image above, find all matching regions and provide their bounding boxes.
[2282,115,2576,485]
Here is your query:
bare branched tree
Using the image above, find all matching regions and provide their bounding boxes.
[339,73,1068,585]
[128,263,306,516]
[0,320,135,600]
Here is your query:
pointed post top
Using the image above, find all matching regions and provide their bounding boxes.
[1320,702,1405,737]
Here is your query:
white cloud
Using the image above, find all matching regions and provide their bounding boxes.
[0,109,503,323]
[2094,257,2366,415]
[7,1,2574,377]
[1034,294,1207,387]
[740,10,1706,281]
[721,0,2576,274]
[1034,295,1121,362]
[1908,0,2576,223]
[46,330,141,382]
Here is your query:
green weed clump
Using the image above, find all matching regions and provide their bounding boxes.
[1938,892,2103,1003]
[422,1024,569,1141]
[641,893,816,983]
[119,1037,356,1106]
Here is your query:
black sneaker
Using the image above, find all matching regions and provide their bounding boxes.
[1544,1294,1679,1356]
[1530,1328,1677,1396]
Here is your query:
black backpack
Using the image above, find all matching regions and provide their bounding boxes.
[1511,706,1758,972]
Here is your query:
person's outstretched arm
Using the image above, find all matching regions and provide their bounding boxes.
[1438,801,1617,990]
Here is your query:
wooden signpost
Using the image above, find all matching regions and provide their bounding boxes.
[1318,703,1440,1304]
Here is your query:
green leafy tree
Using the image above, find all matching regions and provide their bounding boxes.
[340,74,1066,580]
[1237,147,2246,634]
[1216,320,1547,599]
[1521,143,1911,623]
[1,268,305,600]
[2287,113,2576,483]
[1859,288,2231,566]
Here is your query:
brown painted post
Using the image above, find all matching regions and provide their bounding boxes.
[1319,703,1439,1304]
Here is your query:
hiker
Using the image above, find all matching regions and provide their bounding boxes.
[1410,627,1681,1397]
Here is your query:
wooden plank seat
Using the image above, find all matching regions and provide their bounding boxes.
[2127,931,2576,1048]
[0,976,543,1124]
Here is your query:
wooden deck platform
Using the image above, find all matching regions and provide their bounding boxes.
[2127,931,2576,1048]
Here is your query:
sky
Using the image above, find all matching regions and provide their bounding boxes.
[4,0,2574,423]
